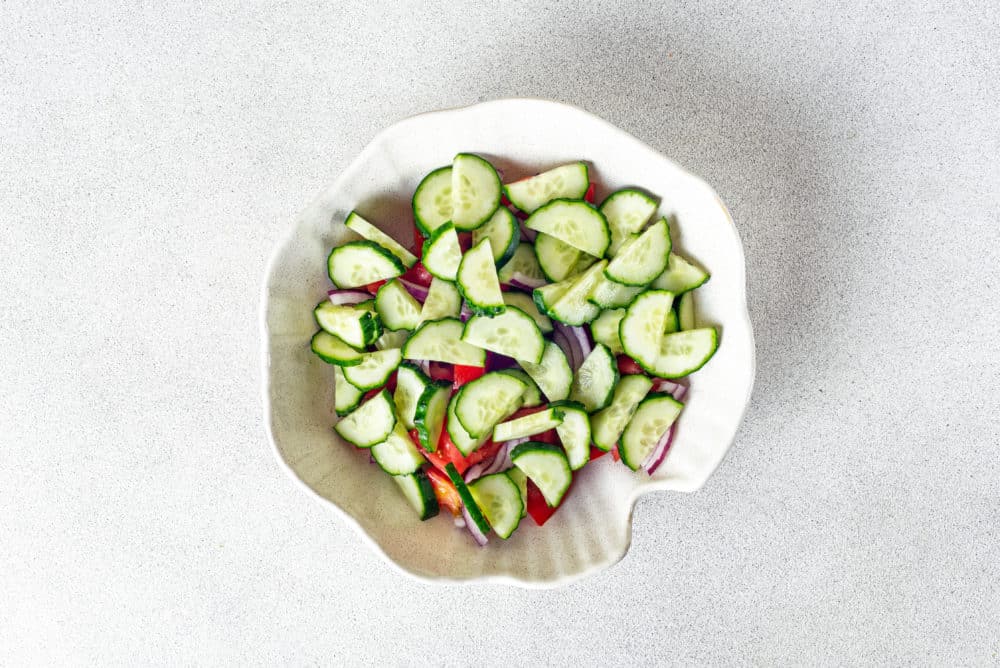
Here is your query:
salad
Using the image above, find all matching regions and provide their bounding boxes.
[311,153,717,545]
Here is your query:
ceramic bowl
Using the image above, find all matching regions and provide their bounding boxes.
[261,99,755,587]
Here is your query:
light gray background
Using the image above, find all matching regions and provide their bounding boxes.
[2,1,998,665]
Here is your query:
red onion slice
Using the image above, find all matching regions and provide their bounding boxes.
[563,324,592,365]
[396,278,430,303]
[508,272,546,290]
[459,302,472,321]
[652,379,687,400]
[461,504,489,546]
[642,423,676,475]
[518,220,537,240]
[551,329,578,371]
[327,290,372,305]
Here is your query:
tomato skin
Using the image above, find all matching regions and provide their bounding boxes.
[453,365,485,388]
[616,355,644,375]
[400,262,433,287]
[413,228,425,254]
[526,474,575,526]
[584,182,596,203]
[426,467,462,517]
[590,445,609,460]
[363,279,387,294]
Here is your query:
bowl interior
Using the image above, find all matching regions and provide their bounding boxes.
[261,99,755,586]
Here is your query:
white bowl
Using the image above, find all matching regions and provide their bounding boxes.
[260,99,755,587]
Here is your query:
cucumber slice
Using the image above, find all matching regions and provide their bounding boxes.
[552,401,591,470]
[649,328,720,378]
[314,300,382,348]
[620,290,676,371]
[453,372,527,438]
[375,280,422,331]
[589,308,626,354]
[497,243,545,284]
[619,392,683,471]
[421,222,462,282]
[664,308,679,334]
[446,394,489,456]
[334,389,396,448]
[420,278,462,321]
[327,240,404,288]
[403,318,486,366]
[451,153,502,230]
[493,407,564,442]
[600,188,658,256]
[495,369,543,407]
[651,253,710,293]
[393,471,440,520]
[334,366,364,416]
[468,472,523,539]
[569,343,619,412]
[472,206,519,265]
[310,330,364,366]
[412,166,453,236]
[342,348,402,391]
[393,361,431,430]
[375,329,409,351]
[503,291,553,334]
[532,279,574,319]
[604,217,671,286]
[535,232,584,282]
[371,421,425,475]
[547,260,606,325]
[507,467,529,517]
[504,163,589,214]
[510,442,572,507]
[677,291,696,330]
[588,273,643,308]
[524,199,610,258]
[590,374,653,451]
[444,463,491,536]
[456,238,505,316]
[344,211,418,268]
[413,380,451,451]
[519,340,573,402]
[462,307,544,364]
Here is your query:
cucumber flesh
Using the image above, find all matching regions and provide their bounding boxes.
[677,291,696,330]
[447,394,490,456]
[496,369,544,407]
[507,467,529,517]
[328,240,404,288]
[420,278,462,321]
[310,330,364,366]
[504,162,589,214]
[503,290,553,334]
[453,372,527,438]
[421,222,462,282]
[375,280,422,331]
[462,307,545,364]
[371,421,425,475]
[335,389,396,448]
[510,442,572,507]
[535,232,584,283]
[619,290,676,371]
[393,471,440,521]
[524,199,610,258]
[651,253,710,293]
[519,340,573,403]
[547,260,606,325]
[493,407,564,442]
[451,153,502,230]
[456,239,505,316]
[552,401,591,470]
[600,188,658,256]
[403,318,486,366]
[412,166,453,236]
[343,348,402,390]
[468,472,523,539]
[604,217,671,286]
[445,463,492,536]
[498,242,545,284]
[588,273,643,309]
[619,392,683,471]
[334,366,364,416]
[569,343,619,412]
[589,308,626,354]
[314,300,382,349]
[472,206,519,265]
[393,361,431,430]
[650,328,720,378]
[413,380,451,451]
[590,374,653,451]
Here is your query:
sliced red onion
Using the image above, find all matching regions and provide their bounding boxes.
[551,329,578,371]
[453,515,466,528]
[414,359,430,375]
[561,324,592,366]
[428,361,452,381]
[518,220,536,240]
[508,272,546,290]
[396,278,430,303]
[327,290,371,305]
[642,423,676,475]
[653,379,687,401]
[486,352,518,371]
[459,302,472,321]
[461,504,488,546]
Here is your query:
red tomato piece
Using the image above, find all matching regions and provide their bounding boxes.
[589,445,609,460]
[401,262,433,287]
[616,355,644,375]
[526,475,575,526]
[426,467,462,517]
[428,362,453,382]
[584,182,596,203]
[363,279,387,295]
[453,365,485,388]
[413,227,425,255]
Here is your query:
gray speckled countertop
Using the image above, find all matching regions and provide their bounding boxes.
[3,1,998,664]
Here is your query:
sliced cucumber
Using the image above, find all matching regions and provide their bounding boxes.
[552,401,591,470]
[472,206,519,266]
[413,380,451,451]
[590,374,653,451]
[677,291,696,330]
[310,330,364,366]
[375,280,422,331]
[444,463,491,536]
[334,389,396,448]
[420,278,462,321]
[507,467,529,517]
[375,328,409,351]
[651,253,710,293]
[524,199,610,258]
[604,217,671,286]
[456,238,505,316]
[462,307,544,364]
[344,211,417,268]
[334,365,364,416]
[547,260,606,325]
[535,232,584,282]
[314,300,382,349]
[451,153,502,230]
[569,343,619,412]
[327,240,404,289]
[519,340,573,403]
[600,188,658,256]
[589,308,626,354]
[493,407,564,442]
[664,308,679,334]
[510,442,572,507]
[371,421,425,475]
[421,222,462,282]
[504,163,589,214]
[496,369,543,407]
[619,392,683,471]
[587,273,643,309]
[393,471,440,520]
[532,279,574,319]
[648,328,720,378]
[412,166,453,236]
[393,361,431,430]
[453,372,527,438]
[497,242,545,285]
[446,394,489,456]
[403,318,486,366]
[342,348,402,391]
[468,472,523,539]
[503,291,552,334]
[619,290,676,371]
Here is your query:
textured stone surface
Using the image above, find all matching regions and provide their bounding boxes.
[2,1,998,664]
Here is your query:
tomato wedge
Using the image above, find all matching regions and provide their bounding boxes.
[584,182,596,203]
[589,445,609,460]
[400,261,433,287]
[616,355,644,375]
[453,364,485,388]
[363,279,387,295]
[525,475,574,526]
[426,467,462,517]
